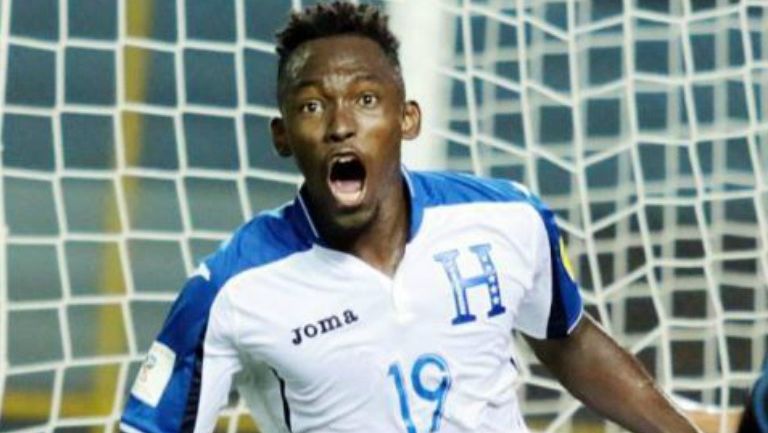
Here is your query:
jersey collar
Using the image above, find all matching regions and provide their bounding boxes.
[292,166,425,246]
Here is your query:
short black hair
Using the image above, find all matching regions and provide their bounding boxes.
[274,1,401,101]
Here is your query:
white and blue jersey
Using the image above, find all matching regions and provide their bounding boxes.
[120,169,583,433]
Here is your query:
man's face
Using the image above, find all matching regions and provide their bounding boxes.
[272,35,420,232]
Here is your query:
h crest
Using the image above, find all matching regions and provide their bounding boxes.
[433,243,506,325]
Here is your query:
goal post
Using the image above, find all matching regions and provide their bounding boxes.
[388,0,451,170]
[1,1,767,433]
[0,0,13,423]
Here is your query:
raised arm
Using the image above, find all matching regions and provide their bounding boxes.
[525,315,701,433]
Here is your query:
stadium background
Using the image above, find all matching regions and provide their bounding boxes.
[1,0,767,432]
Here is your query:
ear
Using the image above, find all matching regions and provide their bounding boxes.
[270,117,292,157]
[401,100,422,140]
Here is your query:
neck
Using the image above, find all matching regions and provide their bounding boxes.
[315,175,410,277]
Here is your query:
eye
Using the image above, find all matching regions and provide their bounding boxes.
[300,100,323,114]
[358,93,378,108]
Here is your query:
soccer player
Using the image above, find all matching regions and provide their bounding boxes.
[120,2,702,433]
[735,358,768,433]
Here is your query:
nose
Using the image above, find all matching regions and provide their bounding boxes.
[326,104,356,143]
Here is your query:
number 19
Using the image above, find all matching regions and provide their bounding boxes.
[388,353,452,433]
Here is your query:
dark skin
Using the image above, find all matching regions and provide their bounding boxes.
[526,316,701,433]
[271,35,420,275]
[271,34,701,433]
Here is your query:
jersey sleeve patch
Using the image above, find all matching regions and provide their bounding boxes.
[121,275,220,433]
[558,238,576,281]
[131,341,177,407]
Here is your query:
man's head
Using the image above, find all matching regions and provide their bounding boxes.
[275,1,402,102]
[271,2,421,236]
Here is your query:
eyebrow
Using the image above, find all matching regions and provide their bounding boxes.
[291,73,384,92]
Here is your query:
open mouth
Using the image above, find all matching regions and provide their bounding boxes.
[328,154,366,207]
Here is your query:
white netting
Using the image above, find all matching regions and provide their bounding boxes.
[1,1,767,433]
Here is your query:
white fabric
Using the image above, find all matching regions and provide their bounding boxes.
[195,201,574,433]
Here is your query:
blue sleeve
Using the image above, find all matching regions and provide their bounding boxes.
[536,196,583,338]
[120,271,222,433]
[515,191,584,339]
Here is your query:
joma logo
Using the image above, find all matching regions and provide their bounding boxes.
[291,309,359,345]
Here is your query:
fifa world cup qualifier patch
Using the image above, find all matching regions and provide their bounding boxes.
[131,341,176,407]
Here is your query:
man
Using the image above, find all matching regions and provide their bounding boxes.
[736,358,768,433]
[120,2,702,432]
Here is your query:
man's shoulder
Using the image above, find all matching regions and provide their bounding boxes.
[409,170,537,209]
[201,201,313,289]
[152,205,310,345]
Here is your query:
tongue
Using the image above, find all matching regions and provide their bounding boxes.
[329,177,364,207]
[332,179,363,193]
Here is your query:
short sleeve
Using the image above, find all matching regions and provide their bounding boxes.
[120,265,241,433]
[515,197,583,339]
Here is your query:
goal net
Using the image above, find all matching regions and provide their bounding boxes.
[1,1,766,432]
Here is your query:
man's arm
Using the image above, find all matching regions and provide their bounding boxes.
[121,270,241,433]
[525,315,701,433]
[734,360,768,433]
[736,391,758,433]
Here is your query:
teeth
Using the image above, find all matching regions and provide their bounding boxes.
[337,155,355,164]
